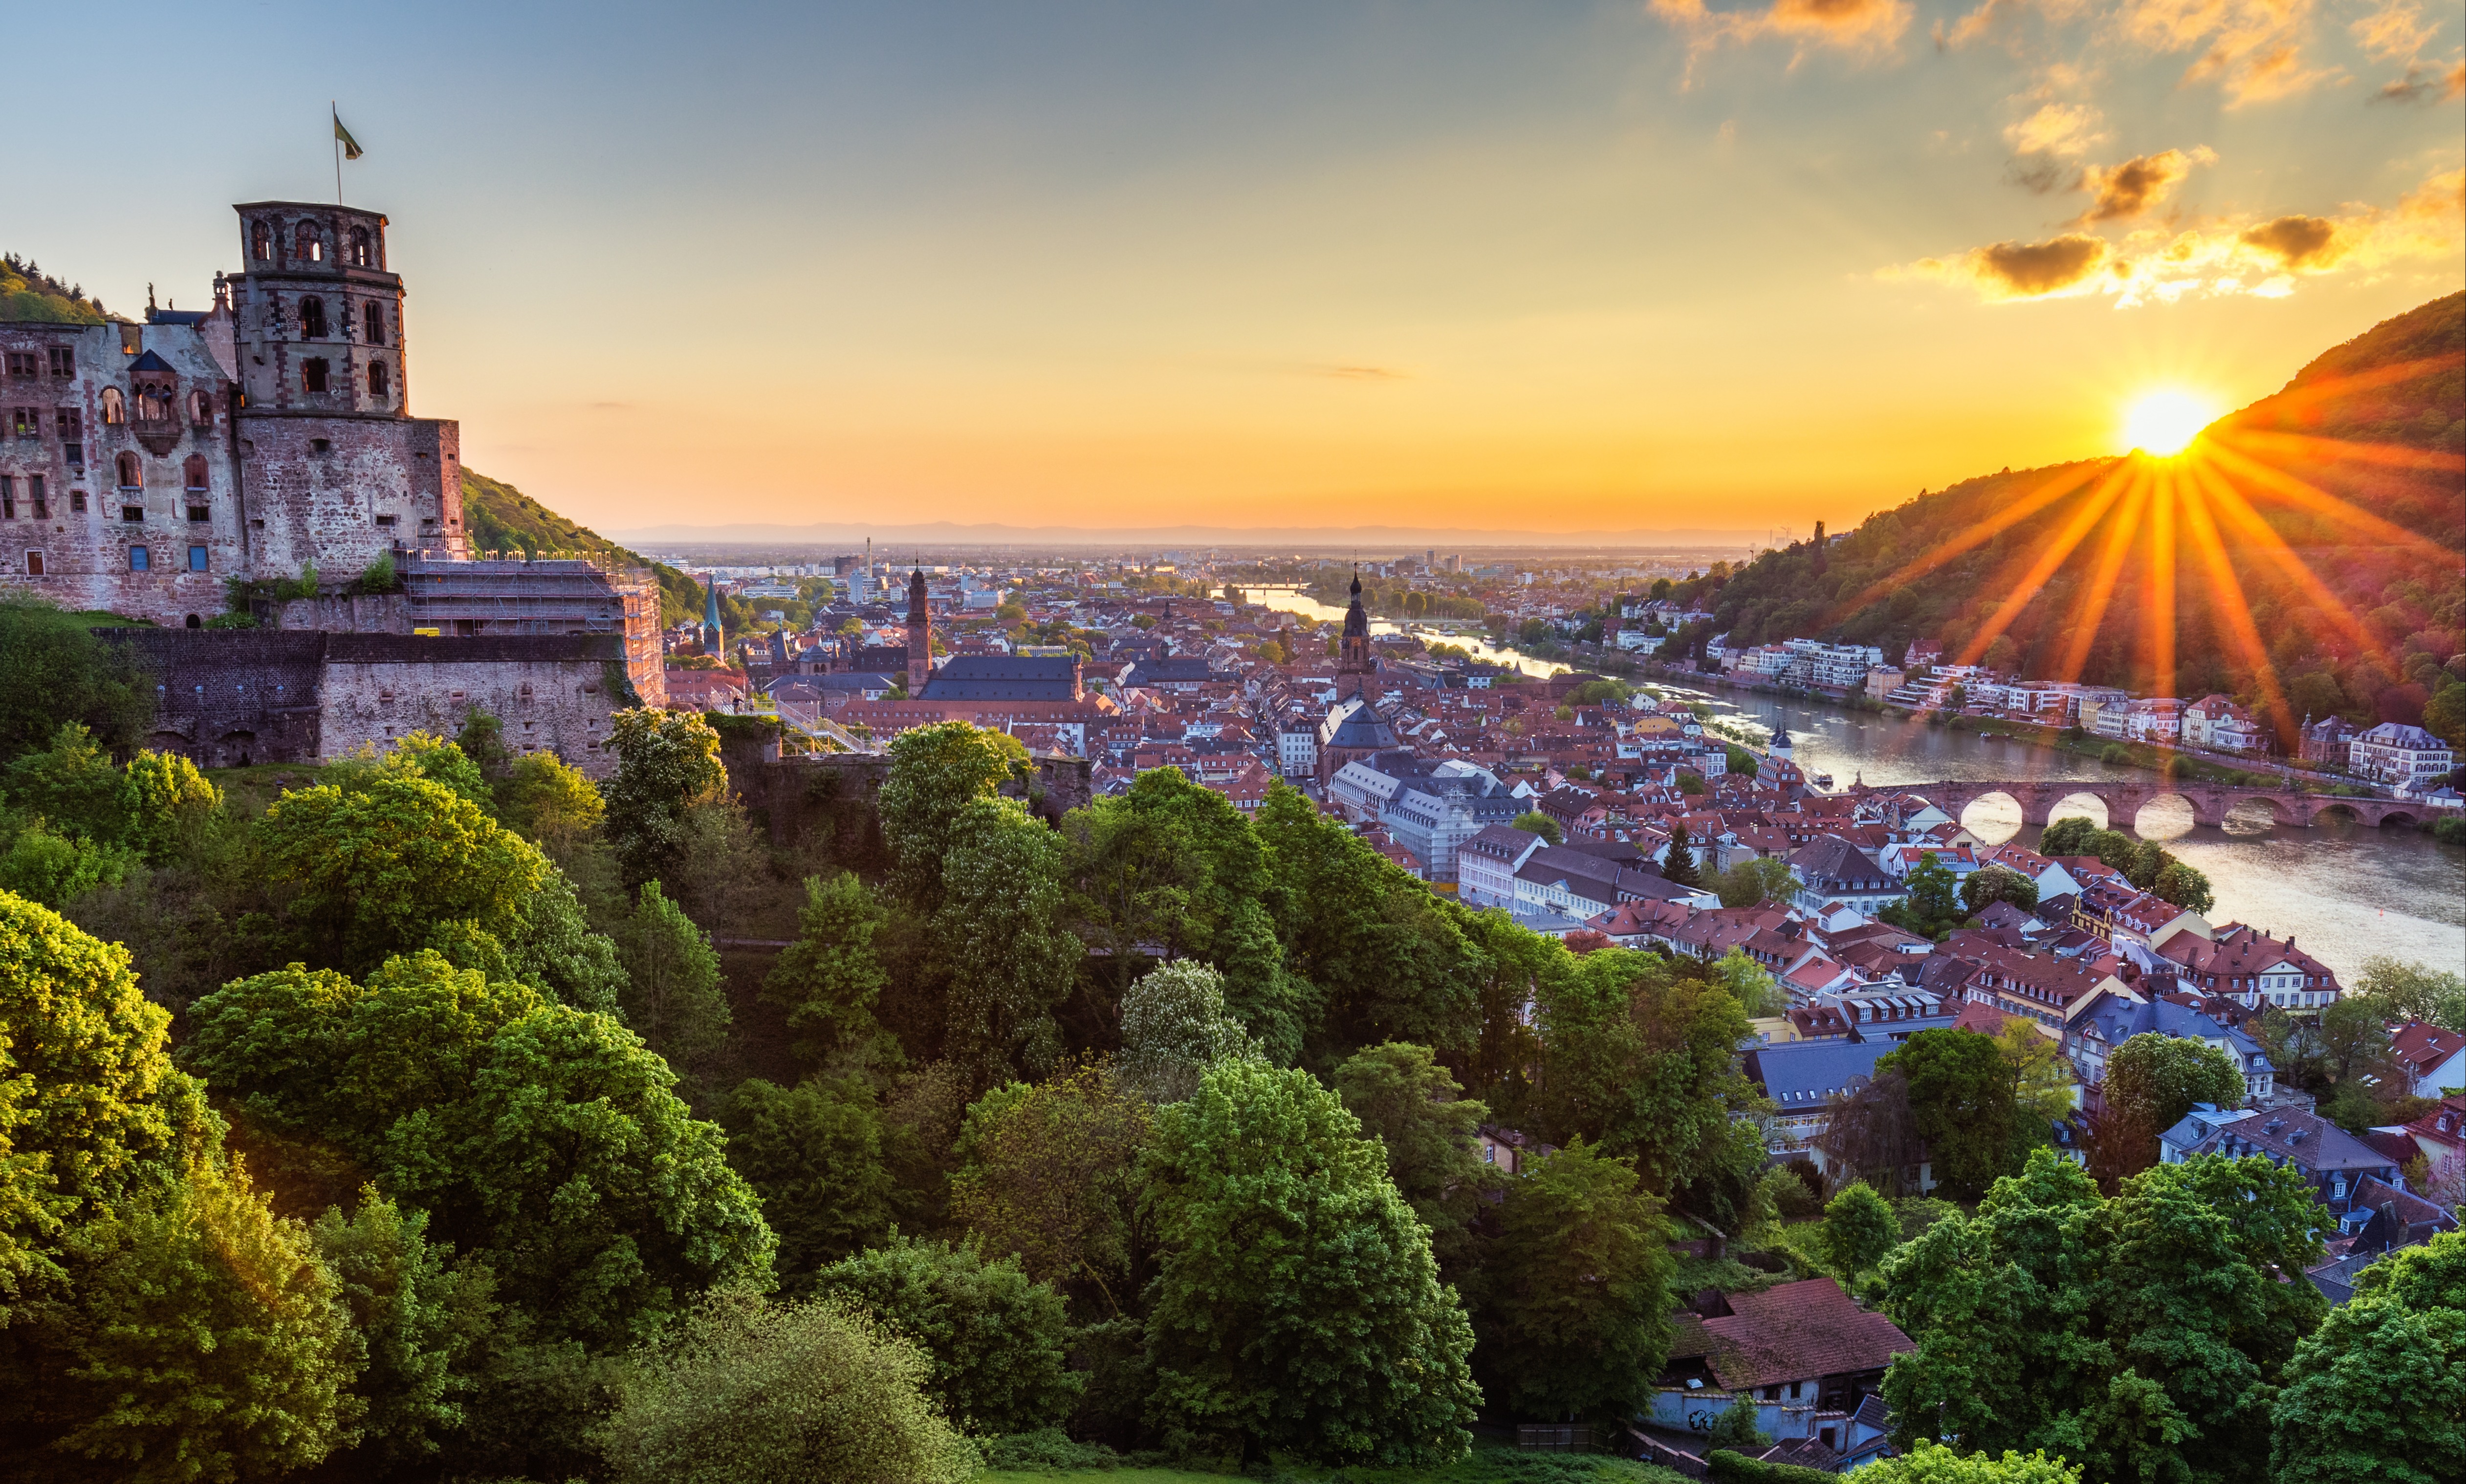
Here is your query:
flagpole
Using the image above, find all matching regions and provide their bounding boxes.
[333,102,343,205]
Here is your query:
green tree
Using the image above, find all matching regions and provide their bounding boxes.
[718,1075,899,1286]
[36,1159,362,1483]
[1529,949,1765,1222]
[811,1234,1084,1435]
[2269,1230,2465,1484]
[2151,859,2215,914]
[0,891,204,1297]
[937,796,1081,1085]
[1880,1149,2329,1482]
[1703,1400,1774,1455]
[1254,782,1481,1059]
[258,771,549,972]
[1120,960,1256,1104]
[1333,1042,1497,1284]
[592,1289,978,1484]
[603,708,729,891]
[309,1189,497,1465]
[181,950,774,1347]
[1662,820,1702,888]
[1961,863,2038,915]
[2094,1032,2244,1184]
[1820,1179,1898,1277]
[1478,1138,1674,1421]
[1884,852,1964,938]
[1715,855,1798,909]
[381,730,495,811]
[1996,1020,2077,1132]
[0,820,136,907]
[616,881,731,1073]
[1851,1441,2082,1483]
[495,750,606,851]
[4,721,128,840]
[0,599,153,762]
[1711,946,1787,1017]
[761,871,899,1072]
[877,721,1019,913]
[949,1062,1154,1316]
[1060,766,1304,1061]
[1143,1059,1479,1466]
[1510,809,1564,845]
[2352,954,2466,1034]
[1879,1028,2027,1202]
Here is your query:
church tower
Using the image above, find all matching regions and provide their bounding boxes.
[1339,569,1373,697]
[702,579,724,657]
[906,569,932,695]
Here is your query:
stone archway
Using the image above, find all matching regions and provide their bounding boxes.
[2040,791,2114,831]
[2126,791,2206,836]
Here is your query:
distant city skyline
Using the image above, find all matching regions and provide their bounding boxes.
[17,1,2461,537]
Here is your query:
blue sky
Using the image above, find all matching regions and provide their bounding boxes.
[14,1,2460,535]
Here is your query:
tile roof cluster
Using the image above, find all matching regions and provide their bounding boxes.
[1667,1278,1914,1391]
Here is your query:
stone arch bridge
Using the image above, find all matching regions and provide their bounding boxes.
[1860,777,2432,833]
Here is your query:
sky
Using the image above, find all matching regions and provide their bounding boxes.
[14,1,2462,540]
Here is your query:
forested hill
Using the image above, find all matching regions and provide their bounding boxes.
[460,468,701,626]
[0,254,109,323]
[1665,293,2465,739]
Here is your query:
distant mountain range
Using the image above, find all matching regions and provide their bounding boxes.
[601,519,1771,550]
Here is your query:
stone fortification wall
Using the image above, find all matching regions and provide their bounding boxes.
[266,591,414,632]
[238,414,462,577]
[319,634,624,776]
[100,629,626,776]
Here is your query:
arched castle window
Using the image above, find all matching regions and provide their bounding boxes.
[134,385,173,421]
[300,297,327,339]
[100,387,126,425]
[296,223,324,262]
[350,227,371,266]
[184,455,209,491]
[251,221,272,260]
[117,452,143,489]
[188,389,213,427]
[302,359,330,394]
[368,360,389,397]
[364,302,385,344]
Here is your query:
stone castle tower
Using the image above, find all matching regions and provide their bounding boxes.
[227,203,467,573]
[906,568,931,694]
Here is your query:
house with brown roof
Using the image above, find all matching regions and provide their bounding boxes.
[2155,924,2341,1012]
[1652,1278,1912,1448]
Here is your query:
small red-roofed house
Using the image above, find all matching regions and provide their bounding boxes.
[2391,1022,2466,1099]
[1654,1277,1912,1439]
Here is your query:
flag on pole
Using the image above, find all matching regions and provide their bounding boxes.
[334,111,364,160]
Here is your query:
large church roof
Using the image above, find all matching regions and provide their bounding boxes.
[919,654,1082,702]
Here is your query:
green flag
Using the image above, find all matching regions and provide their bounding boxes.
[334,112,363,160]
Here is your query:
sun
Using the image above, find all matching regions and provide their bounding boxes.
[2123,388,2217,457]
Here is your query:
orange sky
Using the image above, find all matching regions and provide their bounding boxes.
[22,1,2465,539]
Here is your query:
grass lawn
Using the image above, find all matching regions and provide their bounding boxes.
[976,1438,1687,1484]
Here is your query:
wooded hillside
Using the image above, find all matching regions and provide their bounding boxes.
[460,468,701,626]
[1667,293,2465,740]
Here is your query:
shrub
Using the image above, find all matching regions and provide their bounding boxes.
[594,1290,978,1484]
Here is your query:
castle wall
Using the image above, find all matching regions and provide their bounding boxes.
[318,634,625,776]
[99,629,626,777]
[239,413,462,577]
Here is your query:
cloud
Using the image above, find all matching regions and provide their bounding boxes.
[2074,145,2215,222]
[1650,0,1913,79]
[2117,0,2338,106]
[1885,233,2114,299]
[1883,167,2464,305]
[2348,0,2435,62]
[2376,57,2466,100]
[2005,101,2106,155]
[1315,365,1410,381]
[2238,214,2338,267]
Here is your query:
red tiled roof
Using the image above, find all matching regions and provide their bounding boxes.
[1695,1278,1913,1390]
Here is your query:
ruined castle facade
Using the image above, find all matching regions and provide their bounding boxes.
[0,202,663,775]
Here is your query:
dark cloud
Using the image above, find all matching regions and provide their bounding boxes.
[2004,156,2070,194]
[2074,148,2213,223]
[2239,215,2340,268]
[1976,234,2110,296]
[2374,61,2466,101]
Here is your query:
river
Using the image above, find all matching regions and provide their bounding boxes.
[1248,588,2464,984]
